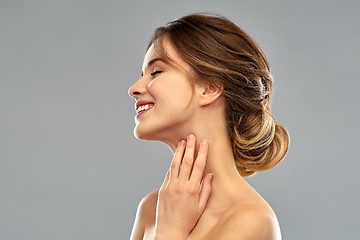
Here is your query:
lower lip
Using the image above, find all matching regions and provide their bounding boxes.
[136,106,153,119]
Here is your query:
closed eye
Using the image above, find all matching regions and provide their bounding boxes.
[151,71,162,77]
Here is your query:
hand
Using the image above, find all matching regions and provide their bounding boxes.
[154,134,213,239]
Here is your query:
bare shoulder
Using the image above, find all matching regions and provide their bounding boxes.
[138,189,159,219]
[212,204,281,240]
[130,189,159,240]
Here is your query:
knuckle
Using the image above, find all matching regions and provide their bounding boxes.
[175,184,186,194]
[170,163,178,170]
[171,157,178,163]
[176,144,184,152]
[188,184,199,194]
[182,159,193,167]
[198,149,207,157]
[187,141,195,149]
[193,161,205,170]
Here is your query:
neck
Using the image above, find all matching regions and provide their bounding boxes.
[163,107,250,210]
[198,133,246,210]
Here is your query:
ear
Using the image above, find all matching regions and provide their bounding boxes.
[195,83,224,106]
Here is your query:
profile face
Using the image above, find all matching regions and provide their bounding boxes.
[128,38,197,142]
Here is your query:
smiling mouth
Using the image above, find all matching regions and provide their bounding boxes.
[136,104,154,117]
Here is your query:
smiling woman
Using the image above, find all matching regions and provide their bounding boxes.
[128,13,289,240]
[130,40,197,145]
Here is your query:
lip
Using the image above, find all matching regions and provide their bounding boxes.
[135,100,155,111]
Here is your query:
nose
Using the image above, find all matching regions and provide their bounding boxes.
[128,77,146,100]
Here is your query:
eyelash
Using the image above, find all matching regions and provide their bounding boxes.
[151,71,162,77]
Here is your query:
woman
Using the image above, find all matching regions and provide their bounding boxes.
[128,13,289,240]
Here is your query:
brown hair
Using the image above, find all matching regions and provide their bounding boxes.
[147,13,290,177]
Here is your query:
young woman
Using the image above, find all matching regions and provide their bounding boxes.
[128,13,289,240]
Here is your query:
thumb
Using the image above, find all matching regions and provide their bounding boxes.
[198,173,213,210]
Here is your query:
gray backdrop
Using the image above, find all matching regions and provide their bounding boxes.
[1,0,359,239]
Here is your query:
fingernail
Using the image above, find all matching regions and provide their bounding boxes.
[209,173,213,181]
[201,139,207,146]
[177,140,184,147]
[188,134,194,140]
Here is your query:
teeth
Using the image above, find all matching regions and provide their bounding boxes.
[136,104,153,114]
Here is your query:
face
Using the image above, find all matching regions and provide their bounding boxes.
[128,38,198,144]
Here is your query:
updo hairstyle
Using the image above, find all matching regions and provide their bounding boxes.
[147,13,290,177]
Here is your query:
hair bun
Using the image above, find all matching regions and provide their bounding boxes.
[231,112,289,177]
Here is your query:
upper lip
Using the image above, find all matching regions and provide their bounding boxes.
[135,100,155,111]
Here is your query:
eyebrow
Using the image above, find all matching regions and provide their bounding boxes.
[141,58,164,76]
[147,58,164,68]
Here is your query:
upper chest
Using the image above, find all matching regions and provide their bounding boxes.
[142,210,225,240]
[187,211,224,239]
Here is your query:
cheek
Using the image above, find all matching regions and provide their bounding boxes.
[147,77,167,96]
[147,79,158,93]
[148,75,194,108]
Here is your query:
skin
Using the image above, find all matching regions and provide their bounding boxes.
[128,38,282,240]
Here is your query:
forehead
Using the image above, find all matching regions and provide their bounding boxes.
[142,38,191,73]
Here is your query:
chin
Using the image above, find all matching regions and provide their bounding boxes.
[133,116,188,143]
[134,129,150,140]
[133,125,160,141]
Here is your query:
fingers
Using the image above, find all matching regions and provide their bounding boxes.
[198,173,213,210]
[169,140,186,180]
[189,139,208,184]
[170,134,210,186]
[160,169,170,190]
[178,134,196,180]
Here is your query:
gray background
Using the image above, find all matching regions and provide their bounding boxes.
[1,0,359,239]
